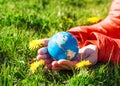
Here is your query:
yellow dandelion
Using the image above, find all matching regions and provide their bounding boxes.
[30,59,45,73]
[29,39,44,50]
[75,60,91,70]
[87,17,100,24]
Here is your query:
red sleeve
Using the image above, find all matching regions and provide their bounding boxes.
[67,26,89,48]
[68,27,120,64]
[84,32,120,65]
[67,26,107,48]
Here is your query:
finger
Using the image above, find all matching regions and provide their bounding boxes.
[37,54,53,63]
[53,64,71,71]
[58,60,72,67]
[52,61,59,67]
[52,61,62,71]
[42,38,49,47]
[59,60,73,70]
[46,64,52,69]
[44,58,54,64]
[37,54,48,60]
[38,47,48,55]
[52,61,71,71]
[58,60,77,68]
[37,54,54,70]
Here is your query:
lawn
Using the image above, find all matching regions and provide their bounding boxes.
[0,0,120,86]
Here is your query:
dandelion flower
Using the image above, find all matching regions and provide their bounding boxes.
[30,59,45,73]
[29,39,44,50]
[75,60,91,70]
[87,17,100,24]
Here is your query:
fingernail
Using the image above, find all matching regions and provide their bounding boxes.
[38,47,48,54]
[42,47,48,53]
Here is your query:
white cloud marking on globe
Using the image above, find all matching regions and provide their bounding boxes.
[56,33,68,50]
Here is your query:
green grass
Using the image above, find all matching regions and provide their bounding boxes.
[0,0,120,86]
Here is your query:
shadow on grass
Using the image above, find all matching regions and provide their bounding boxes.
[43,68,73,84]
[0,49,10,64]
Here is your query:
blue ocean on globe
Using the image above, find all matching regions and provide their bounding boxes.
[48,32,79,61]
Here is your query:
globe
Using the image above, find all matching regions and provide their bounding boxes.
[48,32,79,61]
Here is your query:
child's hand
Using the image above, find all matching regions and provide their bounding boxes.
[36,39,98,72]
[36,39,78,71]
[37,47,78,71]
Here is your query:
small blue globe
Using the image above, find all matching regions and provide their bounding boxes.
[48,32,79,61]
